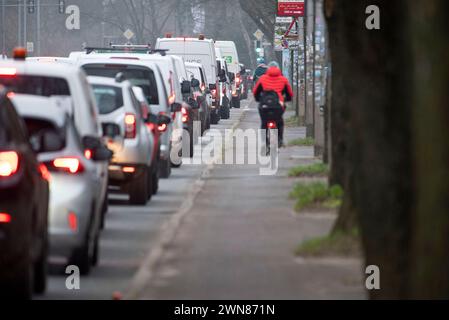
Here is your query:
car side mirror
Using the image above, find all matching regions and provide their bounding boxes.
[102,123,121,138]
[181,80,191,94]
[191,78,200,88]
[157,114,172,126]
[92,144,113,162]
[209,84,216,91]
[83,136,113,162]
[171,102,182,113]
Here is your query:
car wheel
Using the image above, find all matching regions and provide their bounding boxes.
[33,234,48,294]
[100,194,108,230]
[92,233,100,267]
[129,167,149,205]
[159,157,171,179]
[70,235,92,276]
[232,97,241,109]
[152,166,159,195]
[210,110,220,125]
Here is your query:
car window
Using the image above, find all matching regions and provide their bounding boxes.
[0,97,29,146]
[23,117,66,151]
[92,85,124,115]
[82,64,159,105]
[0,75,70,97]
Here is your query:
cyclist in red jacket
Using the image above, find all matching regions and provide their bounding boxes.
[253,61,293,147]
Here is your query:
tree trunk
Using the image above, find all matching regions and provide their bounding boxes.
[408,0,449,299]
[325,0,414,298]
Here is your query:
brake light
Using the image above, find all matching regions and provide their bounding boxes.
[0,151,19,177]
[146,122,156,133]
[0,67,17,77]
[122,167,136,173]
[158,123,168,133]
[124,113,137,139]
[201,83,205,92]
[68,212,78,232]
[38,164,51,181]
[0,213,11,224]
[52,158,84,174]
[84,149,93,160]
[211,89,217,98]
[168,94,176,105]
[236,76,241,85]
[181,107,189,123]
[268,121,277,129]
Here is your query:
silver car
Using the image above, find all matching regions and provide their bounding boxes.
[11,94,113,275]
[88,76,161,205]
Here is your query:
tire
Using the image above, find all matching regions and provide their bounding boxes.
[33,235,48,295]
[152,163,159,195]
[232,97,241,109]
[92,233,100,267]
[0,256,33,299]
[222,99,230,119]
[100,194,108,230]
[159,158,171,179]
[210,110,220,125]
[69,204,97,275]
[129,167,149,205]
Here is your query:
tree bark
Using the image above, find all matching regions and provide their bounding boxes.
[408,0,449,299]
[325,0,414,298]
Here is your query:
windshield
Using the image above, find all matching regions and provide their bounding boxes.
[82,64,159,105]
[0,75,70,97]
[91,85,124,115]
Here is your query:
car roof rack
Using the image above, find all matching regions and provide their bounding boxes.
[84,44,169,56]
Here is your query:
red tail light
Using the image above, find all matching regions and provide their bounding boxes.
[181,107,189,123]
[211,89,217,99]
[0,213,11,224]
[38,164,51,181]
[84,149,93,160]
[158,123,168,133]
[146,122,156,133]
[68,212,78,232]
[124,113,137,139]
[267,121,277,129]
[0,67,17,77]
[201,83,206,92]
[49,157,84,174]
[0,151,19,177]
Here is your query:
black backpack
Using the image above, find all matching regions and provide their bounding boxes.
[259,90,280,108]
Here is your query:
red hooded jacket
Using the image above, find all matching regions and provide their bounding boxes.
[253,67,294,107]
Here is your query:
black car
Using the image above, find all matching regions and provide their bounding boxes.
[0,88,50,299]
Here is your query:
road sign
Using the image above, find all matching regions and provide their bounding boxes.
[26,42,34,53]
[253,29,264,41]
[276,17,294,24]
[123,29,135,40]
[277,0,305,17]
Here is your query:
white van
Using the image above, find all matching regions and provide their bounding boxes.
[155,37,217,89]
[215,41,240,76]
[215,41,242,108]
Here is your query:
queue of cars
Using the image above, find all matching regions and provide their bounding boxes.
[0,36,250,299]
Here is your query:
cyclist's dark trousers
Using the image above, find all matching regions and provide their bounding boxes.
[259,110,284,145]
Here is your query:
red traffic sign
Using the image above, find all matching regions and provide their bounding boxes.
[278,0,305,17]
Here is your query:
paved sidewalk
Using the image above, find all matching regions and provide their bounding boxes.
[136,102,366,300]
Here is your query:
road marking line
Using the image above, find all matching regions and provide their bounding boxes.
[124,103,249,300]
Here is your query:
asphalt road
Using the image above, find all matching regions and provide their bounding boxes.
[39,101,248,300]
